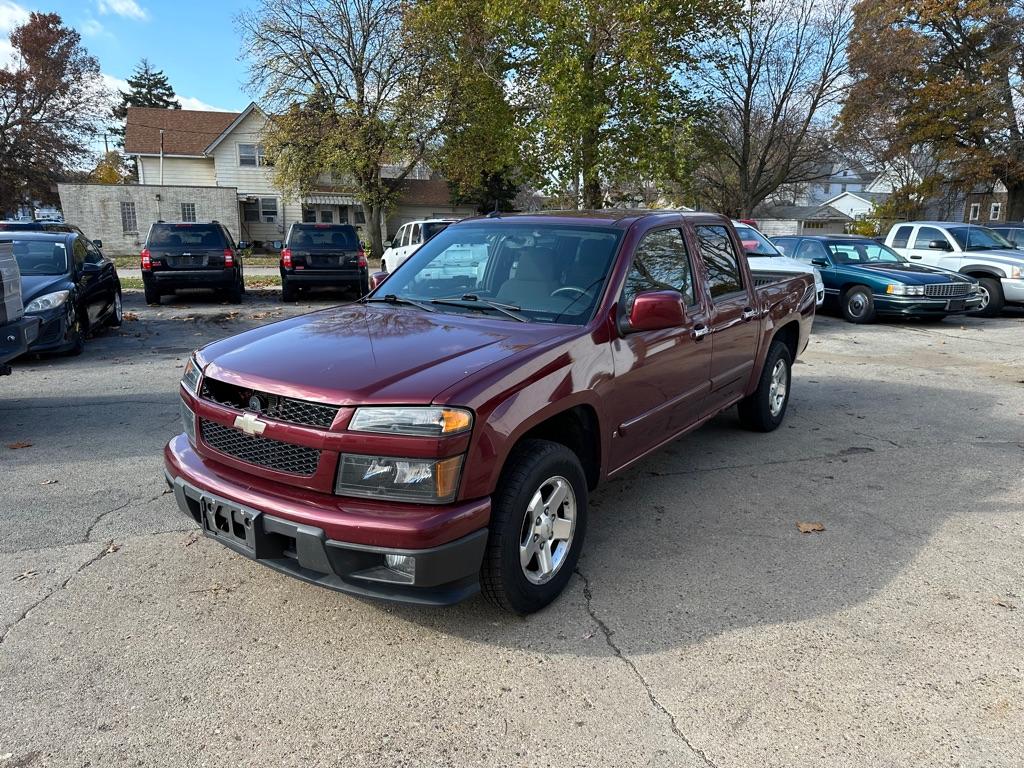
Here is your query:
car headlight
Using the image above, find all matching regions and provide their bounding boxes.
[335,453,464,503]
[24,290,70,313]
[1011,266,1022,279]
[180,398,197,445]
[348,406,473,437]
[181,354,202,396]
[886,284,924,296]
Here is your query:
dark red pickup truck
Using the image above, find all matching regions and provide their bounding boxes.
[166,211,815,613]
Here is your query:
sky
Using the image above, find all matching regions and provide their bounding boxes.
[1,0,256,114]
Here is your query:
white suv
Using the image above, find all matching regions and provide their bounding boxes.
[382,219,457,273]
[733,221,824,306]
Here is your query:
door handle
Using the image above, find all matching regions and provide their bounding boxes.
[910,254,922,260]
[692,325,710,340]
[741,307,758,321]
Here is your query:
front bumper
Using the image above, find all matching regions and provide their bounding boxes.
[1001,277,1024,304]
[873,293,982,316]
[0,315,41,368]
[144,268,236,290]
[164,435,490,605]
[25,306,76,353]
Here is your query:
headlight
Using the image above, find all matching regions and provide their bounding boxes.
[180,398,197,445]
[181,354,202,396]
[1011,266,1022,279]
[335,453,464,503]
[349,406,473,437]
[24,290,70,313]
[886,284,924,296]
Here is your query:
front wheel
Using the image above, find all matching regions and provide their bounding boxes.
[841,286,876,324]
[971,277,1004,317]
[481,439,587,614]
[108,289,123,327]
[738,340,792,432]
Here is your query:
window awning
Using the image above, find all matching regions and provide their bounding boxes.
[304,193,357,206]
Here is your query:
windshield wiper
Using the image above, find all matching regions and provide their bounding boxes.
[364,294,437,312]
[430,294,528,322]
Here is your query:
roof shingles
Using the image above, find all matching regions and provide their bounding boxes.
[124,107,240,156]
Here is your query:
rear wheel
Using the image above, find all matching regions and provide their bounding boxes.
[481,439,587,615]
[738,340,792,432]
[281,279,298,302]
[841,285,876,324]
[143,284,161,306]
[226,279,242,304]
[108,289,123,327]
[971,277,1004,317]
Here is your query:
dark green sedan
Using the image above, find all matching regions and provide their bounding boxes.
[771,235,982,323]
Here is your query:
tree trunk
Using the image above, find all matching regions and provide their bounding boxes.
[364,202,385,260]
[581,126,602,210]
[1006,180,1024,222]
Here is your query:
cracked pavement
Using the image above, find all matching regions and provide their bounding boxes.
[1,290,1022,767]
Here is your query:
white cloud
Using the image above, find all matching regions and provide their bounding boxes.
[81,18,105,37]
[101,72,227,113]
[0,1,30,33]
[97,0,148,21]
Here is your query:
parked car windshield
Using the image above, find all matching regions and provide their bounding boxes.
[826,240,904,264]
[289,225,360,250]
[2,238,68,275]
[148,224,225,249]
[376,222,623,325]
[734,224,782,256]
[946,226,1013,251]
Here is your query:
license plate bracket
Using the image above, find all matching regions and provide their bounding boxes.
[946,298,966,311]
[200,495,259,555]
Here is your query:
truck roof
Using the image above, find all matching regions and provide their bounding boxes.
[459,209,729,229]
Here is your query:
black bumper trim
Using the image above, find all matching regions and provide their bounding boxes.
[167,472,487,606]
[1,315,41,368]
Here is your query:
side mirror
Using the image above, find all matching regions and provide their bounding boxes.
[369,271,389,290]
[91,239,103,249]
[383,240,392,249]
[237,240,250,249]
[811,258,830,267]
[81,262,100,274]
[928,239,951,251]
[624,290,686,333]
[272,240,283,250]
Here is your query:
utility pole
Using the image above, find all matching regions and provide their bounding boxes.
[159,129,165,185]
[103,133,109,154]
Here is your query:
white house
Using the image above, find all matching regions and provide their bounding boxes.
[58,103,476,254]
[819,190,891,220]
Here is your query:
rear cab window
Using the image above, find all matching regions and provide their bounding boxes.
[890,225,913,249]
[287,225,360,250]
[694,225,744,300]
[147,224,228,250]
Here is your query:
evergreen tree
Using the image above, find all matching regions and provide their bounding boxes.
[109,59,181,145]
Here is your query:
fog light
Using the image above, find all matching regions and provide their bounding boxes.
[385,554,415,578]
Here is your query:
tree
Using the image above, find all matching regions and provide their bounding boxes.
[692,0,854,218]
[493,0,734,210]
[238,0,455,258]
[89,150,133,184]
[0,13,107,216]
[841,1,1024,219]
[109,59,181,145]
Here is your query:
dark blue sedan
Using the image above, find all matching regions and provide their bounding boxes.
[771,235,981,323]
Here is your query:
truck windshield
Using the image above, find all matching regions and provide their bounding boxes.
[946,226,1013,251]
[734,224,782,256]
[4,239,68,275]
[826,241,904,264]
[375,222,622,325]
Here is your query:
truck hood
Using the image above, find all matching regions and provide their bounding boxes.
[198,303,572,406]
[854,263,975,284]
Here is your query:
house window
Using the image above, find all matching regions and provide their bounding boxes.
[969,203,980,221]
[354,208,366,224]
[180,202,196,223]
[302,207,316,223]
[242,200,260,222]
[840,183,847,193]
[320,209,334,223]
[990,202,1002,221]
[238,143,266,167]
[261,197,278,223]
[120,201,138,234]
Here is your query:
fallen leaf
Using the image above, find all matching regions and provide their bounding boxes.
[122,311,139,321]
[105,541,121,554]
[796,521,825,534]
[39,479,59,485]
[6,441,32,449]
[13,569,38,582]
[993,598,1017,611]
[184,532,201,547]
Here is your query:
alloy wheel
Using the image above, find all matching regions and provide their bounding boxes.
[768,359,789,417]
[519,475,576,585]
[977,284,990,311]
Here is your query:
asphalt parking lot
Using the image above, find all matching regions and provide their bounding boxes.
[1,290,1022,767]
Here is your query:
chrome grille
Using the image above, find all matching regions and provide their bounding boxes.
[923,282,971,298]
[199,419,321,476]
[200,377,339,429]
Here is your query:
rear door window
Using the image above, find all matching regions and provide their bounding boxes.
[890,225,913,249]
[772,237,798,255]
[695,225,743,300]
[794,240,829,264]
[621,228,695,310]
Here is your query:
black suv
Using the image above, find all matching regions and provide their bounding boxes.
[141,221,244,305]
[280,223,368,302]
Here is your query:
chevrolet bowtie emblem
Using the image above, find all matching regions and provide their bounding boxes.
[234,412,267,436]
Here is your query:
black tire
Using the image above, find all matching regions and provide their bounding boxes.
[108,289,123,327]
[841,285,876,324]
[281,280,297,302]
[737,340,792,432]
[971,277,1004,317]
[918,314,947,323]
[226,279,243,304]
[481,439,588,615]
[143,284,161,305]
[66,311,85,356]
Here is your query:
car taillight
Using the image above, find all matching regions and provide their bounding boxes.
[357,248,367,268]
[223,248,234,267]
[141,248,151,270]
[281,248,292,268]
